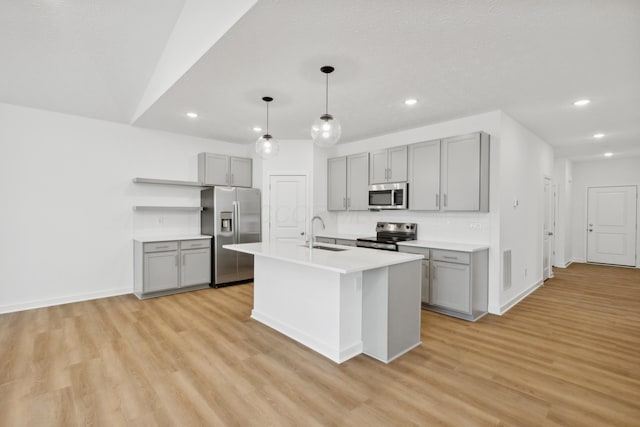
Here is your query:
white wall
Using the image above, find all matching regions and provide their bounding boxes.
[259,140,316,241]
[498,113,554,312]
[570,156,640,266]
[553,159,573,267]
[0,102,250,313]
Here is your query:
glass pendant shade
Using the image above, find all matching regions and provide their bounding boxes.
[255,134,279,159]
[255,96,279,159]
[311,65,341,147]
[311,114,342,147]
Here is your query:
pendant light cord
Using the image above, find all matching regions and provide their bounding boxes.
[266,101,269,134]
[325,72,329,115]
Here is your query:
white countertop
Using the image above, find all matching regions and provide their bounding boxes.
[397,240,489,252]
[224,241,422,274]
[315,232,371,240]
[134,235,212,243]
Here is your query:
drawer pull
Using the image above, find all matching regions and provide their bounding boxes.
[443,256,457,260]
[156,245,169,249]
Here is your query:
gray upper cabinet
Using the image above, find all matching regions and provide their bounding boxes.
[347,153,369,210]
[409,132,489,212]
[198,152,252,187]
[327,153,369,211]
[441,132,489,212]
[327,156,347,211]
[229,157,252,187]
[369,146,408,184]
[408,140,441,210]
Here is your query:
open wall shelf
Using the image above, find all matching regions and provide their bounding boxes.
[133,206,203,212]
[132,177,208,187]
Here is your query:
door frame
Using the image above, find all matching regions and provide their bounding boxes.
[585,184,638,267]
[266,172,310,242]
[543,177,555,280]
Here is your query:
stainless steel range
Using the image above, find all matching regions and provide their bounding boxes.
[356,222,417,251]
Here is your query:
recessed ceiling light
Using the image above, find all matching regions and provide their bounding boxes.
[186,112,198,119]
[593,133,605,139]
[404,98,418,106]
[604,152,613,157]
[253,126,262,132]
[573,99,591,106]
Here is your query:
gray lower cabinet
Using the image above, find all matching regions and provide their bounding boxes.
[144,250,179,292]
[399,246,488,321]
[134,238,211,299]
[431,260,470,312]
[398,246,430,304]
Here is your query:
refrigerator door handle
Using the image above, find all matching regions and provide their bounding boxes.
[233,201,240,243]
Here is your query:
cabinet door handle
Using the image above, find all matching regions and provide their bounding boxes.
[347,197,351,208]
[225,173,229,184]
[435,194,439,208]
[231,173,234,184]
[444,193,448,207]
[343,198,347,208]
[175,255,178,267]
[182,254,186,266]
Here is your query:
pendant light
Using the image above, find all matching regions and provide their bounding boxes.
[255,96,279,159]
[311,66,341,147]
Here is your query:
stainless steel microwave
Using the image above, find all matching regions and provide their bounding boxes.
[368,182,408,210]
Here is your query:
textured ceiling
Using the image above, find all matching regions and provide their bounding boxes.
[0,0,186,122]
[2,0,639,161]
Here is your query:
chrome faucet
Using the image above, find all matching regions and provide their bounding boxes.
[309,215,326,250]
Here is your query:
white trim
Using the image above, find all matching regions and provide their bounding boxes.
[0,287,131,314]
[553,260,573,269]
[251,309,361,363]
[498,279,543,315]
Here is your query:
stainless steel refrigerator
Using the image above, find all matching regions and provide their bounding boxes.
[201,187,261,286]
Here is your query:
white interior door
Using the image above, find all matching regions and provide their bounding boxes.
[587,186,637,266]
[543,178,555,280]
[269,175,307,241]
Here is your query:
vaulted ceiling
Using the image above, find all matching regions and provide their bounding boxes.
[2,0,639,161]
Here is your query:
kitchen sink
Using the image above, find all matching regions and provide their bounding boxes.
[300,244,349,252]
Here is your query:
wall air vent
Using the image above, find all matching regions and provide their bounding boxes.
[503,249,512,290]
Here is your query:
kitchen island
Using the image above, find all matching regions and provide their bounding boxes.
[224,241,423,364]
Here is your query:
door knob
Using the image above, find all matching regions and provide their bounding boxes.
[300,232,305,235]
[588,229,593,232]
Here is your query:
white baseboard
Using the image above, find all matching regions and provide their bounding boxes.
[0,287,132,314]
[498,280,544,315]
[553,260,573,269]
[572,257,586,264]
[251,309,362,363]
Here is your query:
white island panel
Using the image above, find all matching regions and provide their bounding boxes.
[252,256,363,363]
[225,241,423,364]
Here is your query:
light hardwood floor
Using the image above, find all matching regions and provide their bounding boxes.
[1,263,639,426]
